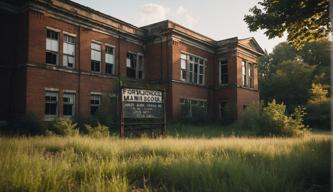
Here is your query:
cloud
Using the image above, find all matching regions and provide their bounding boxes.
[175,6,198,28]
[139,3,197,28]
[139,3,170,25]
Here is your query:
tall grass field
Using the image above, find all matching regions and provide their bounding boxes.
[0,134,331,191]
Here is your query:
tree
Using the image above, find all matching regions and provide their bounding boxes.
[260,60,315,110]
[244,0,331,48]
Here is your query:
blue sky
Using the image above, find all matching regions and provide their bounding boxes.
[72,0,286,53]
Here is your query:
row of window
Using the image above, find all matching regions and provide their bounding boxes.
[219,60,254,88]
[46,29,144,79]
[45,91,101,120]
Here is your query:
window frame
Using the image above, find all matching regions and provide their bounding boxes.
[180,97,208,118]
[91,42,102,73]
[242,60,247,87]
[45,29,59,65]
[180,52,206,85]
[249,63,254,88]
[105,44,116,75]
[126,52,144,79]
[219,59,228,85]
[63,34,76,69]
[90,94,101,115]
[63,92,75,117]
[45,91,58,120]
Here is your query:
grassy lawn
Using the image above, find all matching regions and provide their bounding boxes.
[0,132,331,192]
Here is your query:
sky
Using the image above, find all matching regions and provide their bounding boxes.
[72,0,286,53]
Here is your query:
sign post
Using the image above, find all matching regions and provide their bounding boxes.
[120,87,165,137]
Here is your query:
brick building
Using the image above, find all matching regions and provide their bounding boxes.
[0,0,264,122]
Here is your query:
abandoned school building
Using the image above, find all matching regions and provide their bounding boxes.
[0,0,264,123]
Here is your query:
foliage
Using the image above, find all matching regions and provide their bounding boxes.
[244,0,331,48]
[260,60,314,110]
[53,118,79,136]
[85,122,110,138]
[0,136,330,191]
[308,83,329,104]
[305,83,331,129]
[1,113,44,136]
[305,100,331,130]
[238,100,308,137]
[220,103,237,125]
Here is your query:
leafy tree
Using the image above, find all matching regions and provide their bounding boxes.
[260,60,315,110]
[308,83,329,104]
[244,0,331,48]
[305,83,330,129]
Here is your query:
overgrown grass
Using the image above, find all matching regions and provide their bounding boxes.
[0,133,331,192]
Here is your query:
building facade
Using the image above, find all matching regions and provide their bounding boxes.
[0,0,264,122]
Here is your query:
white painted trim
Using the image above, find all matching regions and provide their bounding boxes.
[91,92,102,95]
[180,51,208,61]
[63,31,77,37]
[46,26,61,32]
[91,40,102,44]
[105,43,116,48]
[45,87,59,92]
[63,89,76,93]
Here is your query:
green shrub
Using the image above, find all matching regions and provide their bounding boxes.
[305,100,330,129]
[85,122,109,138]
[220,103,237,125]
[53,118,79,136]
[2,113,45,136]
[238,100,308,137]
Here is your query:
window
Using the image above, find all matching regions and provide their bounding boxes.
[249,63,254,88]
[180,53,205,85]
[91,42,101,72]
[219,60,228,85]
[105,46,115,75]
[63,93,75,117]
[180,98,207,118]
[180,54,187,81]
[63,34,75,68]
[242,61,247,87]
[45,91,58,118]
[126,52,144,79]
[90,94,101,115]
[219,102,227,119]
[46,29,59,65]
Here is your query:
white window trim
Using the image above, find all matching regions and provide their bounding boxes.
[46,26,61,32]
[63,31,77,37]
[90,91,102,95]
[44,91,58,121]
[46,29,59,65]
[180,52,206,85]
[105,44,116,75]
[126,52,144,79]
[63,92,75,118]
[91,42,102,73]
[63,34,76,68]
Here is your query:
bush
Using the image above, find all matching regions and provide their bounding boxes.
[220,104,237,125]
[53,118,79,136]
[305,100,330,129]
[2,113,45,136]
[238,100,308,137]
[85,122,109,138]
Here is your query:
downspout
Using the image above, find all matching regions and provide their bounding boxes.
[160,34,163,83]
[77,26,81,116]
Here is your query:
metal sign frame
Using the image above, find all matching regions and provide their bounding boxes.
[119,86,166,137]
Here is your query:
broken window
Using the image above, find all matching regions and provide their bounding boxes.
[91,42,101,72]
[46,29,59,65]
[63,34,75,68]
